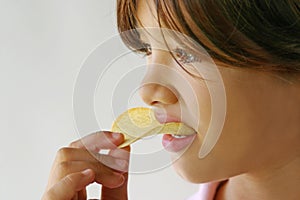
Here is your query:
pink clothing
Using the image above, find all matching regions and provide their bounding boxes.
[187,181,226,200]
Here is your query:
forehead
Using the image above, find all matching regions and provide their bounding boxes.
[135,0,163,45]
[134,0,201,52]
[136,0,175,45]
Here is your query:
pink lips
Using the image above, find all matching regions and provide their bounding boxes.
[154,111,197,153]
[162,134,196,152]
[154,111,180,124]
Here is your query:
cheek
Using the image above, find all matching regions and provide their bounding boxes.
[170,135,205,183]
[170,130,250,183]
[171,69,292,183]
[171,84,257,182]
[183,78,212,136]
[172,72,263,182]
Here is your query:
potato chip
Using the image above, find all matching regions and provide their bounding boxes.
[111,107,195,148]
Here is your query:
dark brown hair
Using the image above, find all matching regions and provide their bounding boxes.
[117,0,300,77]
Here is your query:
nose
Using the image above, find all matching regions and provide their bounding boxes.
[139,50,178,106]
[139,82,178,106]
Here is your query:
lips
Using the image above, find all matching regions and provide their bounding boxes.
[162,134,196,152]
[154,111,180,124]
[154,110,197,152]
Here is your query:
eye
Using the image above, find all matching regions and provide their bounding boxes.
[172,48,201,64]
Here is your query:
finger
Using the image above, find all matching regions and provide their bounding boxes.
[48,148,128,190]
[77,189,87,200]
[55,148,95,163]
[101,172,129,200]
[55,147,129,170]
[108,146,131,161]
[70,131,124,152]
[43,169,94,200]
[55,161,126,188]
[101,147,131,200]
[71,193,78,200]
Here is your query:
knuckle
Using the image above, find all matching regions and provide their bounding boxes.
[95,130,104,135]
[94,131,105,140]
[57,147,72,161]
[68,141,77,147]
[57,161,72,175]
[64,173,75,185]
[98,131,113,140]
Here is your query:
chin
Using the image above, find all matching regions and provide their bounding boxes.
[171,156,208,183]
[171,151,223,184]
[173,164,206,183]
[174,162,228,184]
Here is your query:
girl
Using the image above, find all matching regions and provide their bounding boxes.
[43,0,300,199]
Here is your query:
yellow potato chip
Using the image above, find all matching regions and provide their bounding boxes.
[111,107,195,148]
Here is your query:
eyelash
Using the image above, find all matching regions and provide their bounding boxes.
[138,43,201,64]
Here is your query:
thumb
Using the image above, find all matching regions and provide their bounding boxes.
[101,172,129,200]
[101,146,131,200]
[42,169,95,200]
[101,146,130,200]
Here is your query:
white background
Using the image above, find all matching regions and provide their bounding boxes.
[0,0,198,199]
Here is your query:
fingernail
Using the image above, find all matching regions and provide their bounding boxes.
[112,132,121,139]
[115,159,128,169]
[113,172,125,185]
[119,175,125,184]
[82,169,93,177]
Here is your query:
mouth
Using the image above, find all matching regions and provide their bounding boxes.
[162,133,197,152]
[154,111,196,134]
[113,107,197,149]
[154,111,197,152]
[154,111,180,124]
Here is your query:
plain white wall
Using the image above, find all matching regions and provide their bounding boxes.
[0,0,199,199]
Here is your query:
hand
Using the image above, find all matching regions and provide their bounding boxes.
[42,168,95,200]
[42,131,130,200]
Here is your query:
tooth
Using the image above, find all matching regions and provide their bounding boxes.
[172,134,187,138]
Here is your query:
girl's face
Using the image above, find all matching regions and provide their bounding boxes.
[136,1,300,183]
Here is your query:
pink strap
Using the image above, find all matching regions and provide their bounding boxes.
[186,181,224,200]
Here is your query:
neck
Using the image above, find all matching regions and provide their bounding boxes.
[216,155,300,200]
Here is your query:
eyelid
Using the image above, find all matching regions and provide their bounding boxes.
[134,42,202,77]
[135,42,201,65]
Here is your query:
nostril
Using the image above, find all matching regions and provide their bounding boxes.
[139,83,178,106]
[151,101,159,106]
[139,84,154,106]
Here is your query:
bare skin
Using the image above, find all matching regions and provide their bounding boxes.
[43,1,300,199]
[42,132,130,200]
[137,1,300,200]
